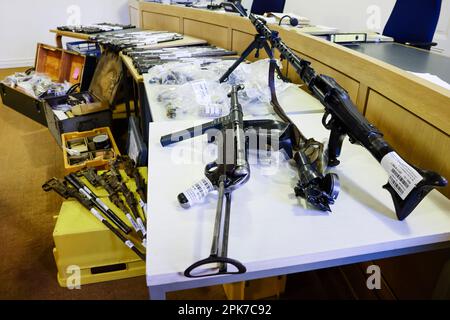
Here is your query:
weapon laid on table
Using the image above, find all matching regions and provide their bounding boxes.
[64,173,131,235]
[225,1,448,220]
[128,46,237,59]
[161,85,293,277]
[81,168,146,241]
[219,2,340,212]
[162,85,248,277]
[42,178,145,260]
[96,32,184,52]
[57,23,135,34]
[131,47,238,74]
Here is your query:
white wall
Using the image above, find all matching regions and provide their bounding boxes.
[242,0,450,55]
[0,0,129,69]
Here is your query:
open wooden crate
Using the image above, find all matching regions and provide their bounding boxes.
[62,127,120,174]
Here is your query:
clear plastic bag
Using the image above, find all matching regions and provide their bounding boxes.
[2,71,71,98]
[150,58,296,118]
[157,80,229,118]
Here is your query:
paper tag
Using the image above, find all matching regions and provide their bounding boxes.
[95,198,110,212]
[125,240,134,249]
[126,214,140,233]
[80,188,92,200]
[381,152,423,200]
[72,67,80,81]
[139,200,148,216]
[192,80,212,106]
[53,110,69,120]
[137,218,147,237]
[184,178,214,205]
[90,208,104,222]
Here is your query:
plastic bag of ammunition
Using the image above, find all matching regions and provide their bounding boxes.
[157,80,229,118]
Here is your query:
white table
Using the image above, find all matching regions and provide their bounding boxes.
[143,74,324,122]
[146,113,450,300]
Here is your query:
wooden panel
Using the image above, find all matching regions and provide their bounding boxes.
[142,12,181,33]
[273,25,450,134]
[365,90,450,198]
[286,50,360,105]
[36,45,63,82]
[183,19,229,49]
[375,248,450,299]
[129,7,140,28]
[60,54,86,85]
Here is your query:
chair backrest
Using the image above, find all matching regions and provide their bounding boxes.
[383,0,442,44]
[251,0,286,15]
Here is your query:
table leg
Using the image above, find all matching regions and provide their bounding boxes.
[149,285,167,300]
[56,35,63,48]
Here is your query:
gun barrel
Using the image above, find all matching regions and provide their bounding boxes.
[65,174,131,234]
[160,117,224,147]
[229,85,248,176]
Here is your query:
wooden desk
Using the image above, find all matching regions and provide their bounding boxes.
[132,1,450,200]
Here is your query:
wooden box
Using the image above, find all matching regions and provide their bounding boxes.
[0,43,96,126]
[61,127,121,174]
[44,51,124,145]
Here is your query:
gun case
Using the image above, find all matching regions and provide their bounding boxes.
[43,51,124,145]
[0,43,96,126]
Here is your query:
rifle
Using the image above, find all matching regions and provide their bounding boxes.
[42,178,145,260]
[161,85,294,277]
[81,168,146,242]
[117,156,148,206]
[107,164,147,234]
[224,1,448,220]
[63,173,131,235]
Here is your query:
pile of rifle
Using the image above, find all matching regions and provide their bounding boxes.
[124,45,237,74]
[57,23,135,34]
[43,156,148,261]
[91,30,184,52]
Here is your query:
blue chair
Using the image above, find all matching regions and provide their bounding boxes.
[251,0,286,15]
[383,0,442,50]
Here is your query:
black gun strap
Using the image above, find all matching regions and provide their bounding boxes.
[268,59,306,151]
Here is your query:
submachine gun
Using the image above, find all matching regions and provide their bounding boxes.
[160,85,292,277]
[223,0,447,220]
